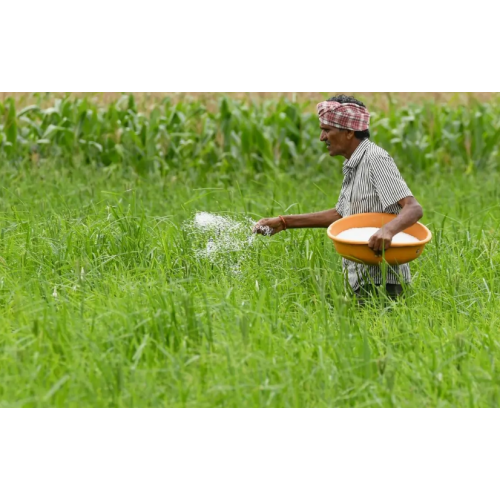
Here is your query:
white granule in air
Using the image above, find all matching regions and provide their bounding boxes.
[337,227,420,244]
[184,212,264,267]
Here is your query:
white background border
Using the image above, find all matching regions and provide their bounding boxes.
[1,411,498,499]
[2,0,497,91]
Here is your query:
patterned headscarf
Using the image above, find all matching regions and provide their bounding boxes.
[317,101,370,131]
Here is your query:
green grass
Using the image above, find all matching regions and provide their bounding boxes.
[1,152,499,407]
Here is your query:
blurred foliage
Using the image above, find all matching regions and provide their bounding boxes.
[1,94,500,175]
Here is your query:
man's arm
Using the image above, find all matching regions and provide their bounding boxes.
[254,209,342,236]
[368,197,424,255]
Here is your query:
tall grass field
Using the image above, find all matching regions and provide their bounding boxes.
[1,94,500,407]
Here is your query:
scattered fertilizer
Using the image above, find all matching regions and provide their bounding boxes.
[184,212,265,269]
[337,227,420,244]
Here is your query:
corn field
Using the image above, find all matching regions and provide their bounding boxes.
[2,94,500,174]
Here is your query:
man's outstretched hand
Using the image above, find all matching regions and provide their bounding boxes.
[253,217,286,236]
[368,227,394,256]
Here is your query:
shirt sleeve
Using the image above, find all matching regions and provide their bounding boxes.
[369,153,413,212]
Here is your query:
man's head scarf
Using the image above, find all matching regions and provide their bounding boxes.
[317,101,370,131]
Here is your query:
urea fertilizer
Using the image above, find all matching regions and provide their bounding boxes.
[183,213,272,273]
[337,227,420,244]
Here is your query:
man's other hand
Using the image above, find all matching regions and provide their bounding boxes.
[253,218,286,236]
[368,227,394,256]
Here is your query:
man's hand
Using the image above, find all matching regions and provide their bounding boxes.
[368,226,395,256]
[253,217,285,236]
[367,197,424,256]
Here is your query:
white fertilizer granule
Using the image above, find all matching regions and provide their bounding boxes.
[183,212,264,271]
[337,227,420,244]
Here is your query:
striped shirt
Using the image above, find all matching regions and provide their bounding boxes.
[335,139,413,291]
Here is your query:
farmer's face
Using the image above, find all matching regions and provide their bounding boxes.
[320,124,351,158]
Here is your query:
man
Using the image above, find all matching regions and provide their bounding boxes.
[254,95,423,298]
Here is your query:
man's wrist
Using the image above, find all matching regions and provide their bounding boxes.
[278,215,288,231]
[280,215,288,229]
[282,215,299,229]
[381,223,396,238]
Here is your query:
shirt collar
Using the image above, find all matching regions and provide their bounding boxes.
[343,139,370,174]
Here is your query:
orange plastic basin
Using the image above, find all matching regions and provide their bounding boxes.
[327,213,432,266]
